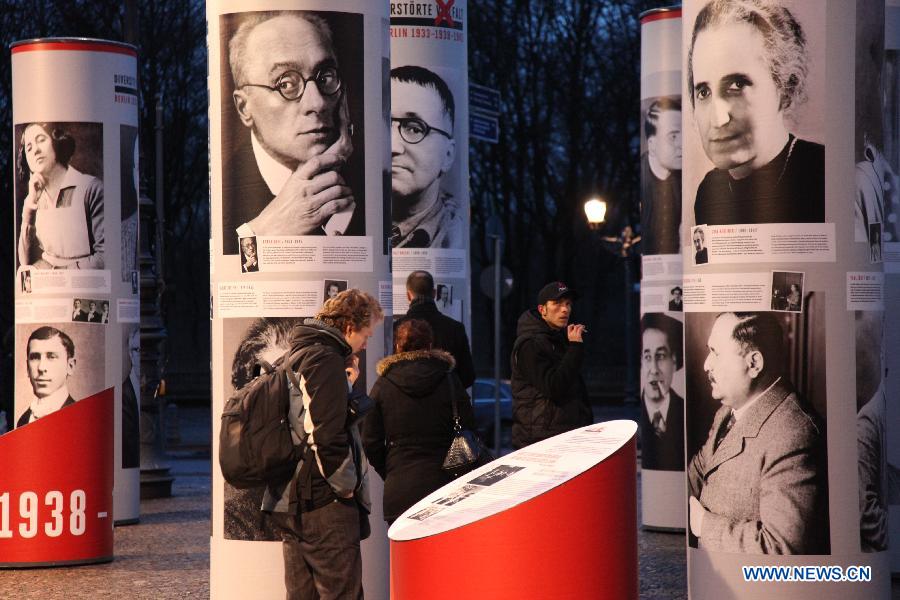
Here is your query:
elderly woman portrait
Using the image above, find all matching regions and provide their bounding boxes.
[688,0,824,226]
[16,122,105,269]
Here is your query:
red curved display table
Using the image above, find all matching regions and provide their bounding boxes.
[0,389,114,567]
[389,421,638,600]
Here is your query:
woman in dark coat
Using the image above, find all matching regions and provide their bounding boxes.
[362,318,475,524]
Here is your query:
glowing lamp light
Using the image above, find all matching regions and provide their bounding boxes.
[584,198,607,228]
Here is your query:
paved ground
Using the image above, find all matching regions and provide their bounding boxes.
[1,403,896,599]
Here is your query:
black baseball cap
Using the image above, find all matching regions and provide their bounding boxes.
[537,281,577,305]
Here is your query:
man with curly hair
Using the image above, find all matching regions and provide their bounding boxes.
[688,0,824,225]
[262,289,382,599]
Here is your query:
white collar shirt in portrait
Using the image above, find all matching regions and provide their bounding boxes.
[643,390,671,430]
[28,384,72,422]
[251,131,291,197]
[732,376,782,422]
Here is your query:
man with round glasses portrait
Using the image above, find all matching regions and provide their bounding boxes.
[220,11,360,254]
[390,65,463,249]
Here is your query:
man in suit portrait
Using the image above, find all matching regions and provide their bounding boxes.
[87,301,102,323]
[221,11,358,254]
[122,326,141,469]
[688,311,828,554]
[692,227,708,265]
[17,326,77,427]
[390,66,462,249]
[72,299,88,322]
[668,286,683,312]
[640,313,684,471]
[641,97,682,256]
[101,301,110,324]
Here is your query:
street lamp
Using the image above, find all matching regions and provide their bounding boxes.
[584,197,640,404]
[584,198,607,229]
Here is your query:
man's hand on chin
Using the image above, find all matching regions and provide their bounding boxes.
[249,153,355,236]
[689,495,706,538]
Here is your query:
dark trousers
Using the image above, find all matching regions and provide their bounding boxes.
[272,499,363,600]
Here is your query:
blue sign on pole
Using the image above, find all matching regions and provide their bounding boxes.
[470,113,499,143]
[469,83,501,115]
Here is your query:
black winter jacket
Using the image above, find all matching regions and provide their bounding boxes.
[362,349,475,522]
[395,297,476,388]
[510,309,591,449]
[262,319,370,514]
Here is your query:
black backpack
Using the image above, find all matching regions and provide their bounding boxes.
[219,347,311,489]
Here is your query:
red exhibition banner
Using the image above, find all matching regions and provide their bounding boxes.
[0,388,114,567]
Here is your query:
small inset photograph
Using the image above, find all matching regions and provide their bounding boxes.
[435,283,452,310]
[868,223,882,264]
[433,484,482,507]
[468,464,525,487]
[239,236,259,273]
[131,271,139,295]
[20,269,32,294]
[324,279,348,302]
[407,505,445,521]
[71,298,110,323]
[770,271,804,313]
[691,226,708,265]
[668,286,683,312]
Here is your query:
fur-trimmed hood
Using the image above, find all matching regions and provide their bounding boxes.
[377,349,455,375]
[376,349,456,398]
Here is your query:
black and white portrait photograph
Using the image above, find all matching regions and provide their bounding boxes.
[122,324,141,469]
[433,484,482,507]
[407,505,444,521]
[14,121,105,270]
[868,223,882,264]
[239,236,259,272]
[853,0,897,251]
[467,464,525,487]
[324,279,348,302]
[685,0,826,227]
[15,323,106,428]
[121,125,140,283]
[691,226,708,265]
[20,269,32,294]
[854,311,893,553]
[221,316,303,540]
[684,306,829,554]
[640,96,682,256]
[219,11,366,255]
[72,298,109,323]
[390,65,464,249]
[639,313,685,472]
[132,271,139,295]
[770,271,804,312]
[435,283,452,310]
[668,286,683,312]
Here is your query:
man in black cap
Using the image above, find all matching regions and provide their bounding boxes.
[396,270,475,387]
[510,281,592,449]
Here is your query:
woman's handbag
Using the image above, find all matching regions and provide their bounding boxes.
[441,373,494,476]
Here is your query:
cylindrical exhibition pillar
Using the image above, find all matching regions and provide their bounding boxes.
[388,1,470,327]
[4,36,140,562]
[883,0,900,577]
[208,3,391,598]
[638,6,686,533]
[681,0,890,597]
